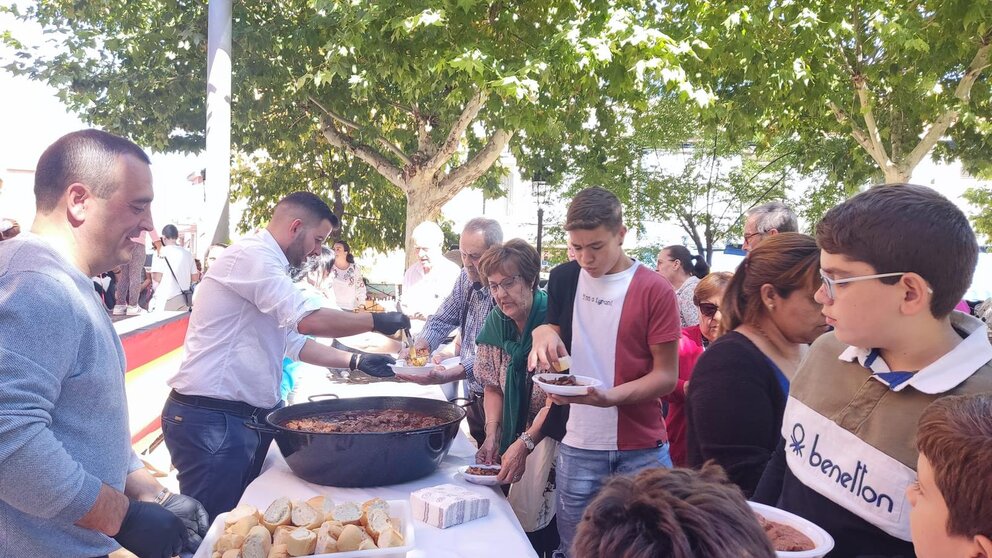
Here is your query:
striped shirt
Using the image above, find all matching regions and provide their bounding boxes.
[419,269,494,394]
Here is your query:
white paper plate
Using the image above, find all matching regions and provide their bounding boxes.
[388,361,437,376]
[532,373,603,396]
[194,499,415,558]
[439,356,462,369]
[458,464,503,486]
[749,501,835,558]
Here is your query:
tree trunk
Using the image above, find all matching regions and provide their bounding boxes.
[882,164,912,184]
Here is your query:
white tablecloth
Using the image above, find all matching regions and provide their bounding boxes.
[205,378,538,558]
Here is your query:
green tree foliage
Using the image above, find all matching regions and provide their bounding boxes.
[664,1,992,185]
[3,0,708,259]
[964,186,992,243]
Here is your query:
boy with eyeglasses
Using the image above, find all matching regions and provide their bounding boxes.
[753,183,992,557]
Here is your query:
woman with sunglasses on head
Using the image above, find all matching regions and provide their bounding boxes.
[664,271,733,467]
[685,233,828,496]
[656,245,710,327]
[474,239,559,556]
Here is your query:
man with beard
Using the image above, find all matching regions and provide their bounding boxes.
[163,191,410,519]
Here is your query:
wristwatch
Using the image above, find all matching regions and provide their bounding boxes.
[518,432,536,453]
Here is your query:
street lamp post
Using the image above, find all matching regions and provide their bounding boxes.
[533,179,548,259]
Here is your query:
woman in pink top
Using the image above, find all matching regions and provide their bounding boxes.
[665,271,733,466]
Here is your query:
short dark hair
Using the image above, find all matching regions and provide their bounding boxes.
[566,187,623,232]
[161,224,179,239]
[573,463,775,558]
[917,393,992,541]
[478,238,541,291]
[275,191,338,228]
[816,184,977,318]
[34,129,151,213]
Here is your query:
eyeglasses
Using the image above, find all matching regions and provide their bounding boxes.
[818,269,915,301]
[698,302,719,318]
[488,275,522,294]
[743,231,763,243]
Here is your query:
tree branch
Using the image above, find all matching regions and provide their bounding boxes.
[436,129,513,197]
[903,41,991,172]
[424,88,490,175]
[318,117,407,191]
[852,75,890,164]
[828,100,888,168]
[309,96,412,166]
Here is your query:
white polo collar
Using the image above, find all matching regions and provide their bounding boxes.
[838,312,992,394]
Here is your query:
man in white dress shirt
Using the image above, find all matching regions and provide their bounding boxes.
[162,191,410,519]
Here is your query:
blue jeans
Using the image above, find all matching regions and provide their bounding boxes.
[554,442,672,557]
[161,397,282,521]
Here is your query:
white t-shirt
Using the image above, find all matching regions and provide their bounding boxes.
[563,261,681,451]
[150,244,196,310]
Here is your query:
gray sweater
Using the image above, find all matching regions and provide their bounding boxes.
[0,233,142,557]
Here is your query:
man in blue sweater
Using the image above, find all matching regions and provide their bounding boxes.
[0,130,208,557]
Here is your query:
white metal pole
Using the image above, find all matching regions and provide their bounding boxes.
[204,0,233,257]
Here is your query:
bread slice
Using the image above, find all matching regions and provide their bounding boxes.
[314,522,338,554]
[335,524,366,552]
[331,501,362,525]
[262,497,293,533]
[361,497,389,517]
[267,544,289,558]
[272,525,296,547]
[285,527,316,557]
[306,495,335,522]
[228,513,260,538]
[225,504,260,526]
[214,533,245,554]
[240,525,272,558]
[221,550,240,558]
[290,501,322,529]
[318,520,344,539]
[377,527,406,548]
[363,508,393,540]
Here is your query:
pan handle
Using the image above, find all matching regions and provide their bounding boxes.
[450,397,473,409]
[307,393,340,402]
[244,421,279,435]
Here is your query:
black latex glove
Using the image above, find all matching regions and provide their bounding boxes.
[357,353,396,377]
[160,492,209,552]
[113,499,187,558]
[371,311,411,336]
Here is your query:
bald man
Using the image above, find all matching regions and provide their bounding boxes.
[163,191,410,518]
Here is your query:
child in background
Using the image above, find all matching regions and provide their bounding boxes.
[909,393,992,558]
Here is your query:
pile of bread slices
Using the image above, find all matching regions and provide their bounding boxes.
[211,496,406,557]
